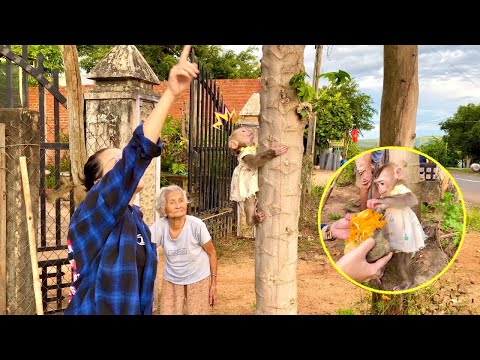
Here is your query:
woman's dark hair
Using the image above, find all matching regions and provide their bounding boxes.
[80,148,109,191]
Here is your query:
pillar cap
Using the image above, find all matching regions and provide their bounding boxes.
[87,45,160,85]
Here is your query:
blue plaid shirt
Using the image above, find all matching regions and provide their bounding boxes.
[64,124,162,315]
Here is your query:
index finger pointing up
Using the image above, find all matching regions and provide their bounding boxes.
[179,45,192,61]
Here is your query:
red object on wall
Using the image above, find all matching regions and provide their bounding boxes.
[350,128,359,143]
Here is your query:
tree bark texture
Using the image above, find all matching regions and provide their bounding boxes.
[373,45,420,315]
[60,45,87,204]
[380,45,418,148]
[256,45,306,314]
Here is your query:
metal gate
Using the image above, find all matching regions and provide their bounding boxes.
[0,45,72,314]
[188,54,237,239]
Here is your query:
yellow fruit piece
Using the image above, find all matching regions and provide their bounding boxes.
[344,209,387,253]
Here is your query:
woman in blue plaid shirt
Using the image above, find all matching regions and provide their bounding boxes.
[64,46,199,315]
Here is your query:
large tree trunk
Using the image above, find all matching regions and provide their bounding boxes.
[256,45,306,314]
[373,45,419,315]
[379,45,418,148]
[60,45,87,204]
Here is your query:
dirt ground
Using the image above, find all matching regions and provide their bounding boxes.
[156,230,479,315]
[155,185,480,315]
[200,232,480,316]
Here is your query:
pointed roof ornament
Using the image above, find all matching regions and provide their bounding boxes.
[240,93,260,116]
[87,45,160,84]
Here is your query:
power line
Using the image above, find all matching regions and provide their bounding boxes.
[435,49,480,89]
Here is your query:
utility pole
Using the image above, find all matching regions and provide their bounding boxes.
[306,45,323,161]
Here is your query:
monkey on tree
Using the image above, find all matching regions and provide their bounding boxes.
[367,162,426,291]
[228,126,288,226]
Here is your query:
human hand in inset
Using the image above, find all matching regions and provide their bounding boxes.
[361,172,372,186]
[330,218,350,240]
[336,238,393,283]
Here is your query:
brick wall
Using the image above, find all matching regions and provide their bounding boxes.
[27,79,261,139]
[27,85,94,142]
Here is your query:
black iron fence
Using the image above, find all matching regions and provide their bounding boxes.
[188,54,236,239]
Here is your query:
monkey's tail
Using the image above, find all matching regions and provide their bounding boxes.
[47,181,86,203]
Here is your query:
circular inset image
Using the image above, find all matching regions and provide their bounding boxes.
[318,146,467,294]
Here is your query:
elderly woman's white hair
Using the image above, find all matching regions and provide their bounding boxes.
[155,185,190,217]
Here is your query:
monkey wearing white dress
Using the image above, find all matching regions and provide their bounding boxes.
[229,126,288,226]
[367,162,426,291]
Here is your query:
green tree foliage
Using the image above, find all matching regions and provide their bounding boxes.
[440,103,480,162]
[9,45,260,82]
[190,45,260,79]
[77,45,114,74]
[78,45,261,80]
[333,80,376,137]
[418,137,460,167]
[0,60,22,106]
[290,71,375,150]
[10,45,64,85]
[160,115,188,174]
[314,86,353,149]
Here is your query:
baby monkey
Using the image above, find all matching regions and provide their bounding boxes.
[367,162,426,291]
[229,126,288,225]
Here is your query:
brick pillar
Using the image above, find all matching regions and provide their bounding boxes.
[84,45,161,226]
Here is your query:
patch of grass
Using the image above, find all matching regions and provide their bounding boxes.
[300,187,321,233]
[421,192,463,247]
[336,308,356,315]
[446,167,480,176]
[467,206,480,231]
[421,203,437,222]
[440,193,463,245]
[328,213,342,221]
[213,235,254,260]
[336,162,355,186]
[45,166,56,189]
[311,185,325,197]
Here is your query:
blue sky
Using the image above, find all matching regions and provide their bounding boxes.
[223,45,480,140]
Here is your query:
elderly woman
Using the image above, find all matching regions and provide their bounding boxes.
[150,185,217,315]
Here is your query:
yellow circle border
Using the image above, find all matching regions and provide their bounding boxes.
[317,145,467,295]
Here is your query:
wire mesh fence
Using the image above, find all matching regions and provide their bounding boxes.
[4,109,40,314]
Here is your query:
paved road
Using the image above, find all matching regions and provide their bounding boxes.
[451,172,480,204]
